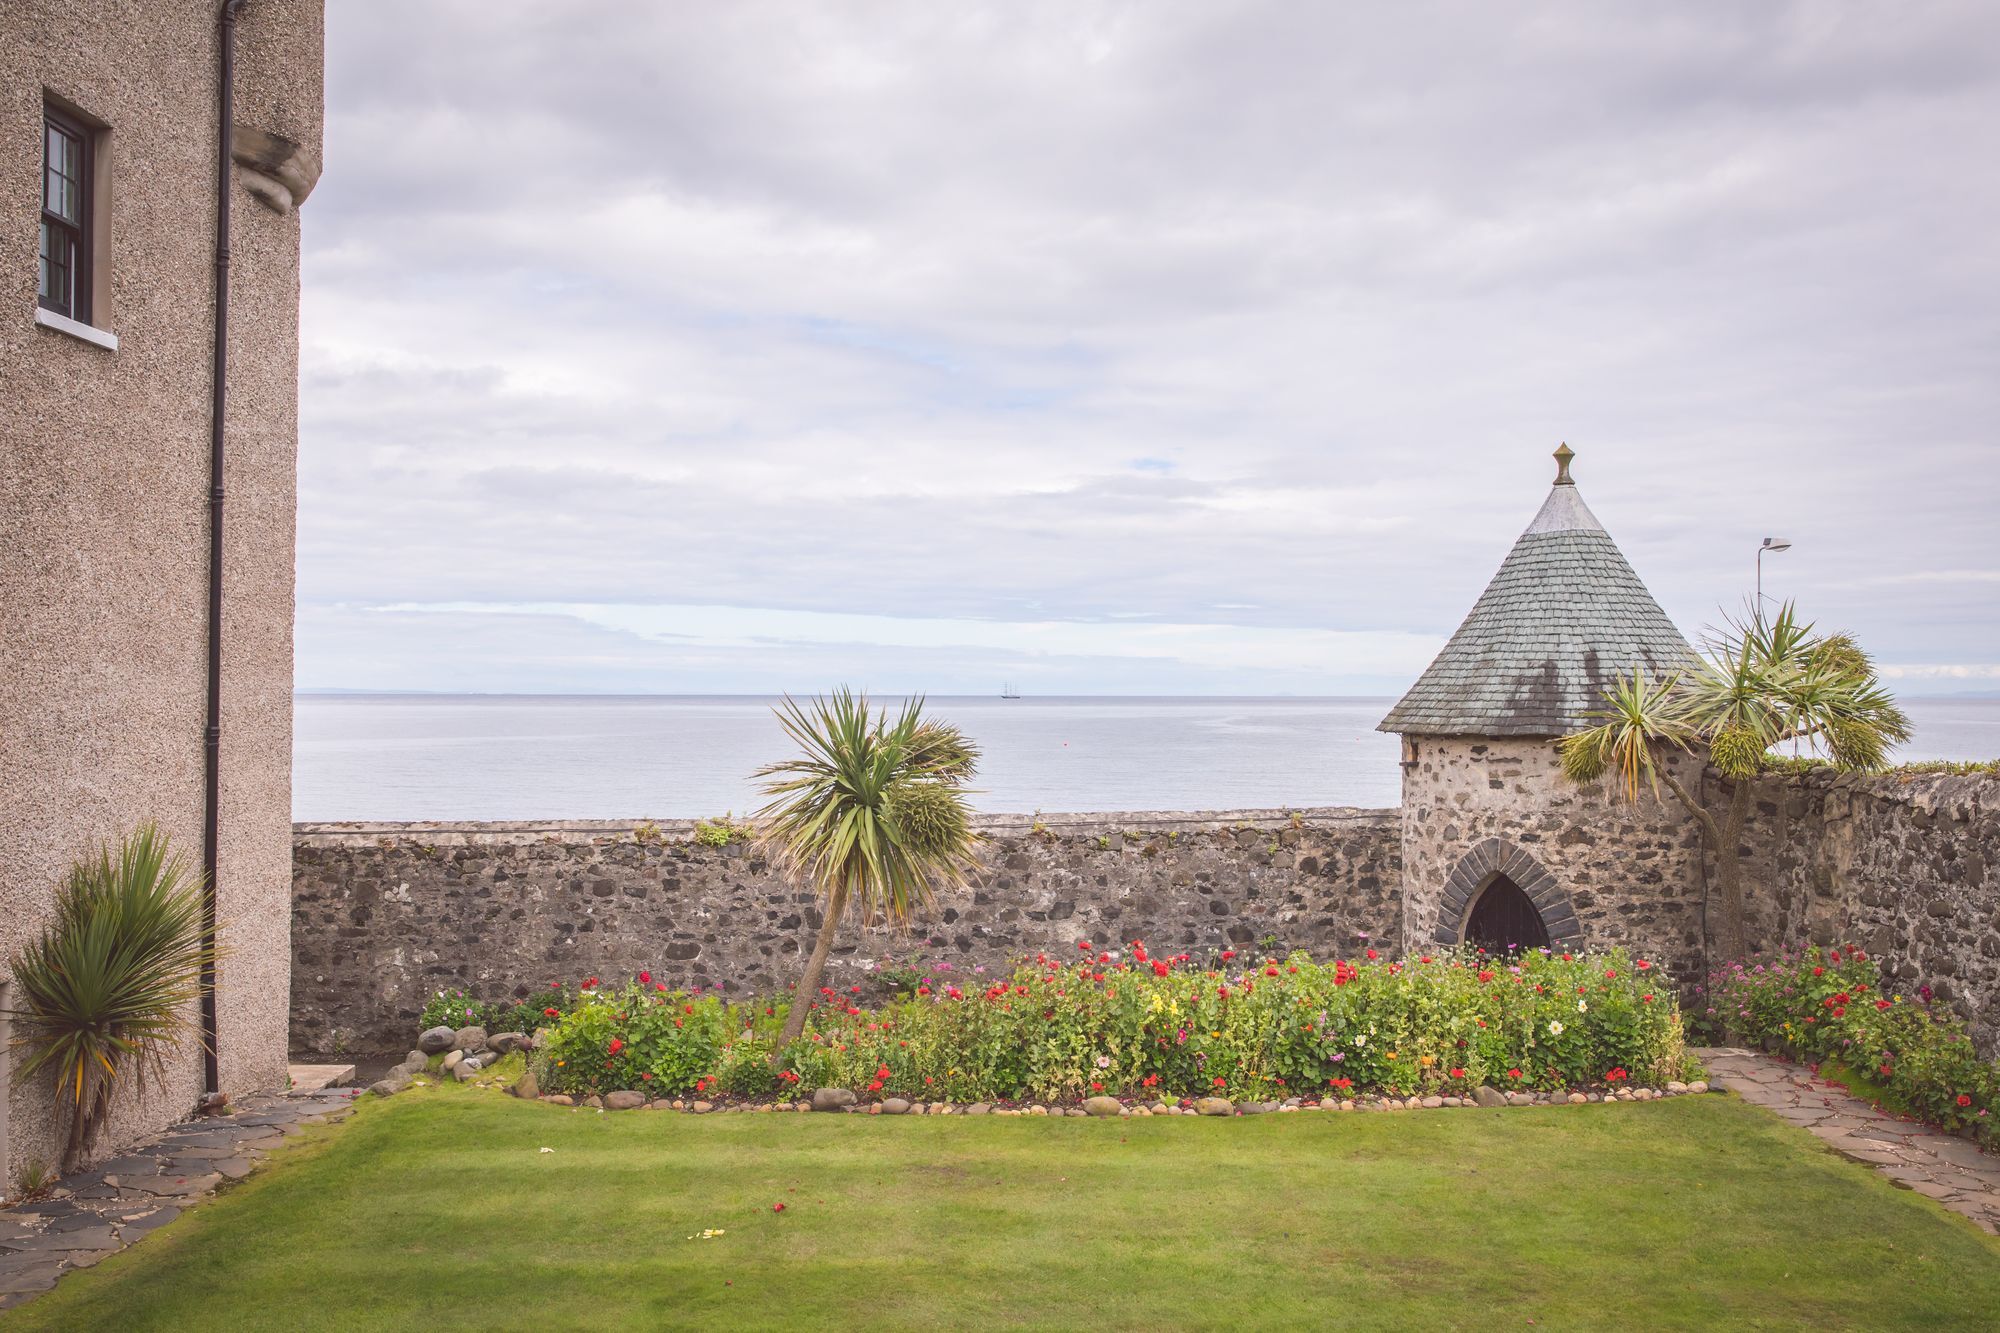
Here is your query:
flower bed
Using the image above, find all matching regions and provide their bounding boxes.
[520,944,1690,1105]
[1696,945,1998,1146]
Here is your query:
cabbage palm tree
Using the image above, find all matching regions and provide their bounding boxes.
[9,824,218,1171]
[755,690,981,1051]
[1560,603,1910,959]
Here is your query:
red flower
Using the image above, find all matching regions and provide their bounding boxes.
[638,970,652,985]
[607,1037,624,1056]
[583,976,599,989]
[1958,1094,1973,1108]
[1876,999,1892,1010]
[773,1202,786,1212]
[1604,969,1616,979]
[1506,1068,1523,1080]
[1478,970,1495,983]
[1213,1076,1227,1087]
[1077,940,1092,951]
[1813,966,1824,976]
[641,1072,653,1081]
[1364,948,1378,961]
[1636,960,1651,971]
[543,1007,559,1018]
[1221,950,1236,961]
[1450,1068,1466,1080]
[1879,1064,1893,1077]
[1152,960,1170,977]
[1091,1082,1104,1092]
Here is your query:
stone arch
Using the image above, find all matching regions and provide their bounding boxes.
[1432,838,1581,948]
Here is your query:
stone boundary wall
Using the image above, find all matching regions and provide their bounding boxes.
[1737,770,2000,1052]
[291,808,1403,1058]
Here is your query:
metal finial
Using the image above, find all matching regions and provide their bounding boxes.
[1553,443,1575,485]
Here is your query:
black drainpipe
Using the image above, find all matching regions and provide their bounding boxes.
[202,0,249,1099]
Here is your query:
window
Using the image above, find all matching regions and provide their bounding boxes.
[39,104,92,322]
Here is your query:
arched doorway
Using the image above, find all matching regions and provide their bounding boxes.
[1463,874,1550,953]
[1432,837,1581,950]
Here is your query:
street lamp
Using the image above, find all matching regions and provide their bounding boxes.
[1756,536,1792,613]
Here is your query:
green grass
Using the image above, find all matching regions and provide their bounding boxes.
[17,1085,2000,1331]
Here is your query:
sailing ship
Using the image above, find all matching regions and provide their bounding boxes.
[1000,682,1021,699]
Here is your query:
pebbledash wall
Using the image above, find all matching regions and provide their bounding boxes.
[291,809,1404,1057]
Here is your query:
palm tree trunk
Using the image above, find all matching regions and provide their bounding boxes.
[1659,765,1754,961]
[1712,779,1754,961]
[776,877,849,1052]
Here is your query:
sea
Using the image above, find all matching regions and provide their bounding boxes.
[291,694,2000,823]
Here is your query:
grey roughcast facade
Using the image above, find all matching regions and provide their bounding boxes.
[0,1,322,1183]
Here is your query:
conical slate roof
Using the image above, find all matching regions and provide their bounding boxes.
[1378,448,1692,738]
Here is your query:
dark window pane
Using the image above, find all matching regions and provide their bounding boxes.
[44,121,81,222]
[40,220,72,316]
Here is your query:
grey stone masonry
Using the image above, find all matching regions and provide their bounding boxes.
[291,808,1403,1057]
[1735,769,2000,1053]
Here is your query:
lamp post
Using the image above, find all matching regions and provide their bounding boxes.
[1756,536,1792,615]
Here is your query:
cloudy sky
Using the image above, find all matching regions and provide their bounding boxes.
[298,2,2000,697]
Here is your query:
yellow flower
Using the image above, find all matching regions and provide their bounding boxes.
[1418,1055,1435,1068]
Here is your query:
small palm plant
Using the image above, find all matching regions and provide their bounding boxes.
[9,824,218,1171]
[1559,603,1910,959]
[755,689,982,1051]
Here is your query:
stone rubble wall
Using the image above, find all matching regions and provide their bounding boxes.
[1737,770,2000,1052]
[1398,737,1710,981]
[290,808,1404,1058]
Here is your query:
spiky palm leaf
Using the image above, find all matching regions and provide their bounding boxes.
[8,824,217,1168]
[1559,667,1694,798]
[754,690,981,924]
[755,690,983,1048]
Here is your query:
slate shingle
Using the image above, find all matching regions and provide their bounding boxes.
[1378,467,1692,738]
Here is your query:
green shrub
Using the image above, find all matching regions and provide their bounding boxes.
[531,980,768,1097]
[692,814,752,848]
[8,824,218,1170]
[770,944,1686,1103]
[1697,945,1998,1145]
[420,984,576,1038]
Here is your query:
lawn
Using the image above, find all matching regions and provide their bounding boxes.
[17,1084,2000,1330]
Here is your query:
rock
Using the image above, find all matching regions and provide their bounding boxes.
[400,1051,428,1074]
[880,1098,911,1115]
[1195,1097,1234,1116]
[1504,1091,1531,1107]
[812,1088,857,1112]
[1472,1086,1507,1108]
[692,1101,714,1113]
[367,1077,406,1098]
[1132,1106,1152,1116]
[442,1051,464,1072]
[1421,1096,1444,1109]
[1318,1097,1338,1110]
[418,1026,456,1055]
[1238,1100,1274,1115]
[1083,1096,1123,1117]
[1666,1080,1688,1094]
[1568,1092,1587,1104]
[582,1095,603,1108]
[511,1069,540,1100]
[453,1026,489,1054]
[452,1061,478,1082]
[647,1100,675,1110]
[541,1094,574,1106]
[965,1102,991,1115]
[1689,1080,1709,1094]
[489,1032,530,1055]
[604,1091,646,1111]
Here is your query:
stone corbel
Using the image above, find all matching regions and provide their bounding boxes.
[231,125,322,215]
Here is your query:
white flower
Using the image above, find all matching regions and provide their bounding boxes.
[1353,1034,1368,1047]
[1096,1055,1111,1069]
[1548,1021,1565,1037]
[1577,1000,1588,1013]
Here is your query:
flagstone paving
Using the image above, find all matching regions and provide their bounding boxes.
[1697,1046,2000,1234]
[0,1087,358,1309]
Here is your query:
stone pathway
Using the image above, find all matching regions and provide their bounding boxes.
[0,1086,359,1309]
[1697,1046,2000,1235]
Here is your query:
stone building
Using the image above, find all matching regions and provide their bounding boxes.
[1379,448,1710,971]
[1,2,322,1179]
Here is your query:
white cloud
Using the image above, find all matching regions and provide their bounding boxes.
[299,2,2000,694]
